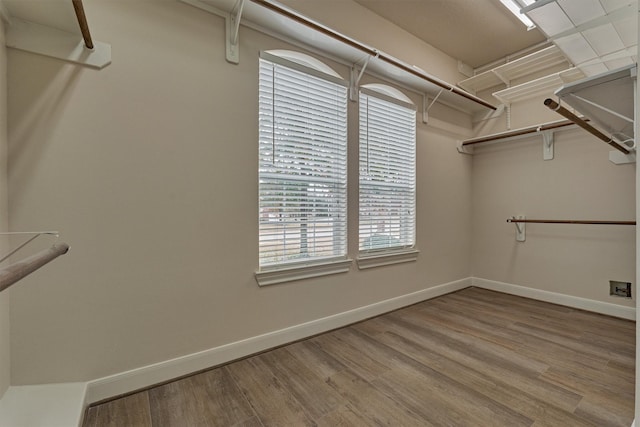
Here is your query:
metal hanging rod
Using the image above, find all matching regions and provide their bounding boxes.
[543,98,629,154]
[0,243,69,293]
[507,218,636,225]
[249,0,497,111]
[461,119,578,146]
[72,0,94,49]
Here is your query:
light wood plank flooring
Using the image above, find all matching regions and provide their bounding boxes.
[83,287,635,426]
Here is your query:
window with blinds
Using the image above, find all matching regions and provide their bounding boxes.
[359,87,416,253]
[258,52,348,268]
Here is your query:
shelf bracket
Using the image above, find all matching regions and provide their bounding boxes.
[512,215,526,242]
[542,130,554,160]
[609,150,636,165]
[6,18,111,69]
[350,53,374,101]
[225,0,244,64]
[456,140,473,155]
[422,89,444,124]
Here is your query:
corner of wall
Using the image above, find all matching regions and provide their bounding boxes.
[0,6,10,398]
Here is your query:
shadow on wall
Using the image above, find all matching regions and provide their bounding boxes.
[9,57,82,201]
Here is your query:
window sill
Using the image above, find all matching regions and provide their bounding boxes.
[255,258,353,286]
[356,249,419,270]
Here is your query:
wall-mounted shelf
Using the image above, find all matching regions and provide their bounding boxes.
[181,0,497,115]
[4,0,111,69]
[458,46,571,94]
[493,67,584,105]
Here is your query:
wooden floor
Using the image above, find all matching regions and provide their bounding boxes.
[83,287,636,427]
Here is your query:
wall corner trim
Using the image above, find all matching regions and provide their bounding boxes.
[472,277,636,320]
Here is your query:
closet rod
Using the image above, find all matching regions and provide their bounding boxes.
[543,98,629,154]
[507,218,636,225]
[0,243,69,293]
[249,0,497,111]
[462,119,576,146]
[72,0,94,49]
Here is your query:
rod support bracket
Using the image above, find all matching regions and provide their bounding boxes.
[511,216,526,242]
[456,140,473,155]
[422,89,444,124]
[350,53,375,101]
[225,0,244,64]
[541,130,554,160]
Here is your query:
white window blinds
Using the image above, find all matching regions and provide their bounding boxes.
[259,54,348,268]
[359,88,416,252]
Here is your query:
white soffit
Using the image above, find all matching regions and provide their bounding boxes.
[523,0,638,77]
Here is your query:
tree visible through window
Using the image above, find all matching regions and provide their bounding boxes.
[258,52,348,268]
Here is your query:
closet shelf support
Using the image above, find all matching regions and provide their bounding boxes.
[349,53,376,102]
[543,98,630,155]
[226,0,245,64]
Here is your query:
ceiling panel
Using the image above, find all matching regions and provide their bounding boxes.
[524,0,638,76]
[558,0,605,26]
[554,33,598,64]
[527,2,575,36]
[583,24,625,56]
[600,0,634,13]
[613,16,637,48]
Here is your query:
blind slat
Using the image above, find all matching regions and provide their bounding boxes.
[359,91,416,251]
[259,56,348,266]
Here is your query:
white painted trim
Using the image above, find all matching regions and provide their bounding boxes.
[472,277,636,320]
[5,276,635,425]
[255,258,353,286]
[85,277,471,404]
[357,249,419,269]
[0,383,87,427]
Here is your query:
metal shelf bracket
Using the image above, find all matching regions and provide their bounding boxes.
[542,130,554,160]
[512,216,526,242]
[350,53,375,102]
[422,89,445,124]
[226,0,245,64]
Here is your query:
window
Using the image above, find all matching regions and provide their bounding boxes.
[358,85,416,258]
[258,51,349,278]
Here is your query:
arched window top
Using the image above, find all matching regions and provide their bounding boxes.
[361,83,413,106]
[264,49,343,80]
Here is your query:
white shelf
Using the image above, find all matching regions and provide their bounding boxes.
[493,67,585,104]
[458,46,570,94]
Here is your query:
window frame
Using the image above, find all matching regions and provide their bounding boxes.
[356,85,419,269]
[256,50,352,285]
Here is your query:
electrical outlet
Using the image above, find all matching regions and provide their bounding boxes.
[609,281,632,298]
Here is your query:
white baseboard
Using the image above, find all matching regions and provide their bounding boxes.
[85,277,471,405]
[0,383,87,427]
[5,276,633,426]
[472,277,636,321]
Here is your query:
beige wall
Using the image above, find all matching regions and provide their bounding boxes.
[470,92,636,307]
[7,0,472,385]
[6,0,635,390]
[0,15,9,398]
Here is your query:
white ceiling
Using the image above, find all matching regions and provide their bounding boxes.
[352,0,547,68]
[521,0,637,77]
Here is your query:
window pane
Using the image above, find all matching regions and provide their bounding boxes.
[359,91,416,252]
[259,57,348,267]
